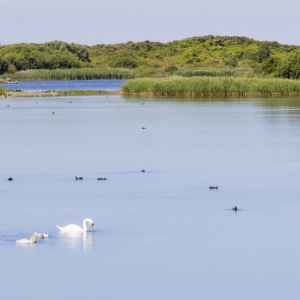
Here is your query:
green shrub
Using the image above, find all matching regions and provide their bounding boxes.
[276,50,300,79]
[8,64,16,74]
[262,57,279,74]
[255,46,271,63]
[223,58,238,67]
[0,86,6,95]
[165,65,178,72]
[109,57,137,68]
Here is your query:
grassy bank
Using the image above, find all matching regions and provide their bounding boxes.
[0,67,257,81]
[121,77,300,96]
[0,86,5,95]
[0,68,134,81]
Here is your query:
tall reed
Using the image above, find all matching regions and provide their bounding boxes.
[0,68,170,81]
[121,77,300,95]
[173,68,253,78]
[0,67,258,81]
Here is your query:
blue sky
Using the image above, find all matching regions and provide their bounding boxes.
[2,0,299,45]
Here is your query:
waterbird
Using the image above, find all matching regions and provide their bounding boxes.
[97,178,106,180]
[52,112,54,114]
[75,176,83,180]
[16,238,36,244]
[209,185,218,189]
[141,169,145,172]
[29,233,49,239]
[7,105,10,107]
[232,206,238,211]
[142,127,147,129]
[8,177,13,181]
[56,218,94,232]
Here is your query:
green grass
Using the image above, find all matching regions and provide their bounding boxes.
[0,87,6,95]
[121,76,300,95]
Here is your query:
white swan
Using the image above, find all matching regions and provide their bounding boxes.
[56,218,94,232]
[16,238,36,244]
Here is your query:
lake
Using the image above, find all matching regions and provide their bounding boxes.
[0,79,126,91]
[1,92,300,300]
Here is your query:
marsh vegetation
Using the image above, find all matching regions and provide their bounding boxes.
[121,77,300,95]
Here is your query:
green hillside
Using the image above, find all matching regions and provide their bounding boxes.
[88,36,297,73]
[1,36,300,79]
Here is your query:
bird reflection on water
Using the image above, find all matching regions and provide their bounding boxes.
[59,231,94,251]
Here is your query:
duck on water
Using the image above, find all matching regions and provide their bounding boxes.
[209,185,218,189]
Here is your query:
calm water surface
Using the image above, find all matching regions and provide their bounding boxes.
[1,93,300,299]
[0,79,126,91]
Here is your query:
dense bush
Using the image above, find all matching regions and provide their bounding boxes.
[8,64,16,74]
[262,57,279,74]
[0,41,90,74]
[0,86,5,95]
[276,50,300,79]
[164,65,178,72]
[108,51,137,68]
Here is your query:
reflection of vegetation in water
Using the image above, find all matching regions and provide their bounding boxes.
[121,77,300,95]
[57,90,117,96]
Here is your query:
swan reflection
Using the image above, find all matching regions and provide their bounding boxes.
[59,231,94,251]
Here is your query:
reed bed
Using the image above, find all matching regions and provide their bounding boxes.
[0,67,258,82]
[0,68,171,81]
[0,68,135,81]
[173,68,253,78]
[121,77,300,95]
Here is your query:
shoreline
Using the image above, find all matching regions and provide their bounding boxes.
[0,90,121,98]
[2,90,300,99]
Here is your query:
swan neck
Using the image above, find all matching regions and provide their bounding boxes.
[82,219,89,231]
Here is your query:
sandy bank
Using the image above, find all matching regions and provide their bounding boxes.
[0,90,121,98]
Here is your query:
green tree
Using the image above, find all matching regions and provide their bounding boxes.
[277,50,300,79]
[262,57,279,74]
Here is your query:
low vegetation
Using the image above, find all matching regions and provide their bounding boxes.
[121,77,300,95]
[0,86,5,95]
[0,67,257,81]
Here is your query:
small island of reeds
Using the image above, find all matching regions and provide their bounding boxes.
[120,77,300,96]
